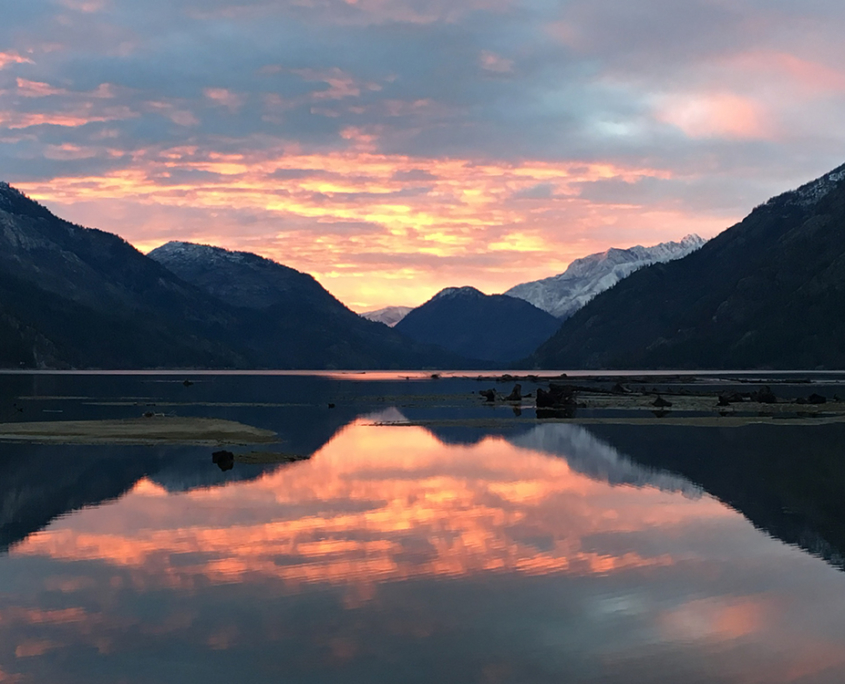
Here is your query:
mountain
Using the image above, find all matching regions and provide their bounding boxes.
[148,241,466,369]
[505,235,705,319]
[0,183,463,369]
[0,182,246,368]
[360,306,412,327]
[394,286,561,363]
[529,163,845,369]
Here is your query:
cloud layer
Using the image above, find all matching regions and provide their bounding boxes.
[3,0,845,308]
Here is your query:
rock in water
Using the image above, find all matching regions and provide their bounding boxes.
[752,386,777,404]
[536,383,576,408]
[479,389,497,403]
[212,450,235,471]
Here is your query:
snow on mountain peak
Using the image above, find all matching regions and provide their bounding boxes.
[505,235,706,319]
[360,306,413,327]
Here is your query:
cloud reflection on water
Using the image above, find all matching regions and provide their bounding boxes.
[3,420,845,682]
[14,421,720,588]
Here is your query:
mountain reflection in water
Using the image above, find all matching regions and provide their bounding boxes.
[2,414,845,682]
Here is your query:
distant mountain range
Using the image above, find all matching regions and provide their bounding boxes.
[360,306,413,327]
[0,183,465,369]
[529,163,845,369]
[360,235,705,332]
[505,234,706,319]
[394,286,561,363]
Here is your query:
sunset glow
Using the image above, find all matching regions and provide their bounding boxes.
[3,0,845,308]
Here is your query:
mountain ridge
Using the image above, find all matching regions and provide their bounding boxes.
[0,183,466,369]
[528,162,845,369]
[395,287,560,363]
[505,234,706,319]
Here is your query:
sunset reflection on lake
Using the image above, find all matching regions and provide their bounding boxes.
[3,416,845,683]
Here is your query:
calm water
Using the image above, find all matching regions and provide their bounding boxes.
[2,373,845,683]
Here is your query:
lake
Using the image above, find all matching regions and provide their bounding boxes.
[2,372,845,683]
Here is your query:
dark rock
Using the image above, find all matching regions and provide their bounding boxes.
[751,386,777,404]
[480,389,497,403]
[182,379,193,387]
[652,395,673,408]
[718,392,745,406]
[807,393,827,404]
[536,383,576,408]
[327,403,336,409]
[506,384,522,401]
[611,382,629,394]
[212,450,235,472]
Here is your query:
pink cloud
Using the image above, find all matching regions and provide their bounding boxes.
[479,50,514,74]
[204,88,246,112]
[657,92,775,140]
[292,67,382,101]
[0,51,33,70]
[16,78,69,98]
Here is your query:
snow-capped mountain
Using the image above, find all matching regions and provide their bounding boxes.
[148,241,329,310]
[360,306,413,327]
[505,234,706,319]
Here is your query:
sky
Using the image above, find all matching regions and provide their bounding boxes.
[3,1,845,310]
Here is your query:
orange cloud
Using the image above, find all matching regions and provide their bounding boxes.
[0,105,136,129]
[12,145,724,310]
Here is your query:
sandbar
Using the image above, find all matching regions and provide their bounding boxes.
[0,416,277,445]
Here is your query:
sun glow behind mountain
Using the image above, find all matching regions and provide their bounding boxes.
[4,1,845,309]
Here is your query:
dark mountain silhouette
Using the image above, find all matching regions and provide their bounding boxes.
[0,182,245,368]
[0,183,462,369]
[395,286,561,363]
[590,423,845,571]
[529,164,845,369]
[148,241,469,369]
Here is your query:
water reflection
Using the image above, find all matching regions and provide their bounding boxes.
[4,408,845,681]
